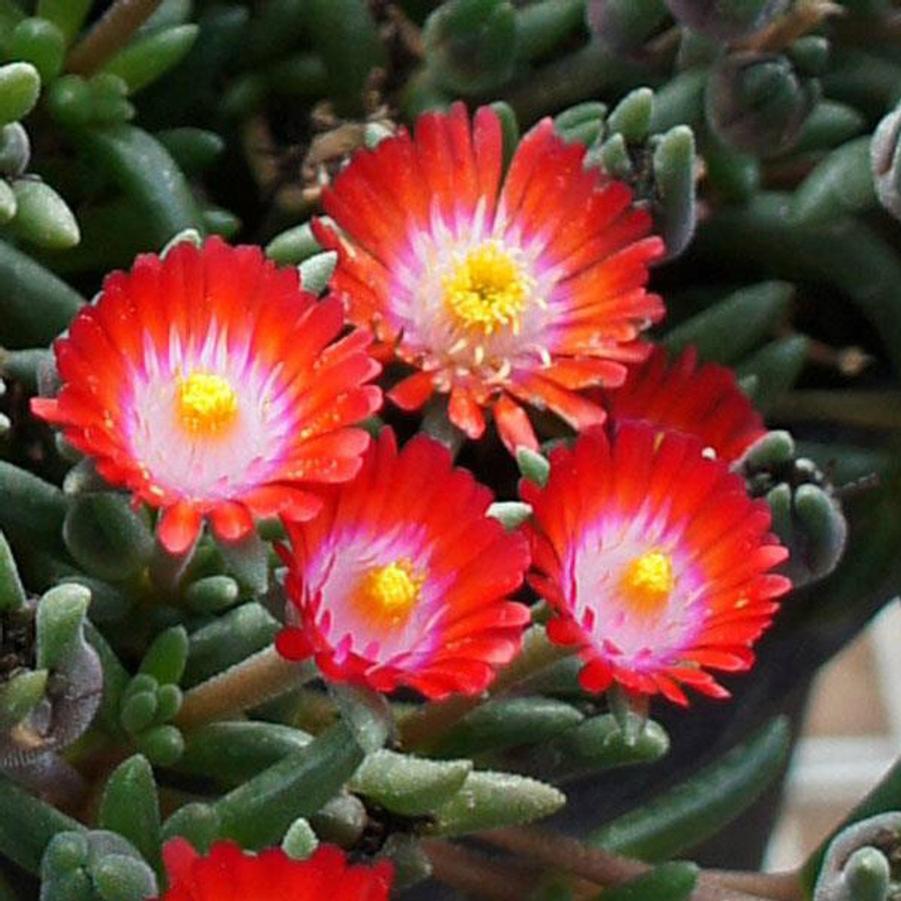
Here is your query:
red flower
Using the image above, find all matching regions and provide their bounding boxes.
[522,424,791,705]
[603,346,766,462]
[32,238,382,554]
[315,102,664,453]
[276,428,531,699]
[157,839,392,901]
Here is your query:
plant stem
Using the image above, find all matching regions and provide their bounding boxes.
[398,626,570,750]
[422,839,537,901]
[175,646,316,729]
[67,0,163,75]
[480,827,805,901]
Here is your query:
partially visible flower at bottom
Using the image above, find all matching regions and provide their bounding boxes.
[601,346,766,463]
[156,839,393,900]
[522,424,791,705]
[276,428,531,700]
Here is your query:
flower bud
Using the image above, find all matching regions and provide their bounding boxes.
[665,0,788,41]
[424,0,517,95]
[706,51,819,157]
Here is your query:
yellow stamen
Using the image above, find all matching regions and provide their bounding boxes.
[442,241,531,336]
[356,559,424,628]
[621,550,674,615]
[177,371,239,435]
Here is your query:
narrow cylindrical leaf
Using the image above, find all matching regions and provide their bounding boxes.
[0,669,48,731]
[0,62,41,126]
[791,137,875,226]
[515,0,583,62]
[183,575,241,613]
[36,0,92,43]
[36,583,90,671]
[431,771,566,836]
[8,17,65,83]
[140,626,189,686]
[0,529,26,611]
[607,88,654,143]
[664,281,793,364]
[308,793,368,848]
[351,750,472,815]
[214,721,366,848]
[589,717,790,861]
[795,100,866,154]
[298,250,337,297]
[102,24,199,93]
[592,861,698,900]
[433,697,583,758]
[553,714,670,777]
[842,846,891,901]
[0,461,67,548]
[736,335,809,411]
[178,721,312,784]
[156,127,225,174]
[120,690,159,735]
[516,447,550,487]
[161,803,220,855]
[266,221,324,265]
[135,724,185,766]
[63,492,154,582]
[74,124,204,247]
[653,124,697,260]
[586,0,669,55]
[0,775,82,873]
[306,0,386,115]
[423,0,517,95]
[92,853,158,901]
[183,603,279,686]
[0,122,31,176]
[98,755,161,872]
[10,179,80,250]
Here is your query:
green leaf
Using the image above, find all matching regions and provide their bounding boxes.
[214,721,366,848]
[0,62,40,125]
[663,281,793,365]
[0,668,48,730]
[98,756,161,874]
[486,501,533,530]
[330,681,393,754]
[841,846,891,901]
[514,0,583,62]
[74,124,204,247]
[607,88,654,144]
[516,446,550,487]
[0,528,26,611]
[156,127,224,175]
[120,689,158,735]
[653,125,697,260]
[433,696,583,758]
[178,721,312,784]
[594,862,699,900]
[135,724,184,766]
[791,136,875,226]
[183,575,240,613]
[161,803,220,855]
[431,770,565,836]
[103,24,199,93]
[0,178,15,223]
[0,774,83,874]
[183,603,279,686]
[350,750,472,815]
[266,220,324,265]
[140,626,189,686]
[36,583,90,671]
[306,0,385,115]
[8,17,64,83]
[63,493,154,581]
[216,528,269,594]
[10,179,80,250]
[736,335,809,411]
[36,0,92,44]
[92,853,158,901]
[589,717,790,862]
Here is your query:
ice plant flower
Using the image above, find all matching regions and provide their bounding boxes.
[602,346,766,462]
[522,424,791,705]
[156,839,392,900]
[276,428,531,699]
[31,238,382,554]
[315,102,665,453]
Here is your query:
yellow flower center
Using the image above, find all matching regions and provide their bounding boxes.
[355,559,424,628]
[177,371,239,435]
[621,550,675,615]
[442,241,531,336]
